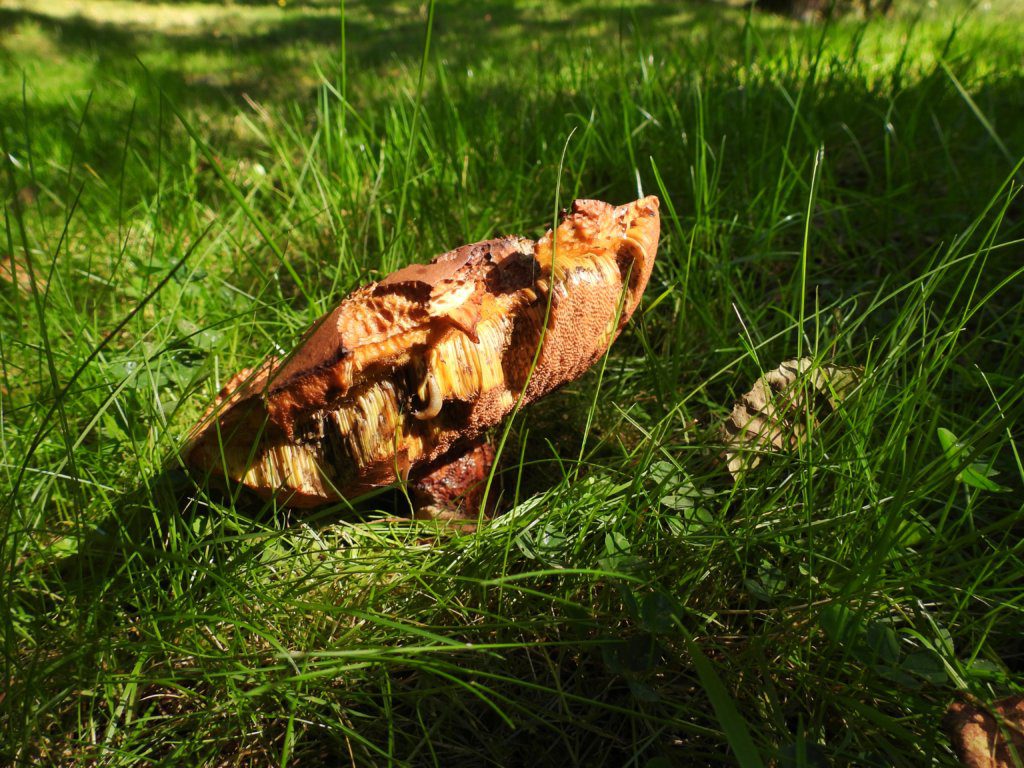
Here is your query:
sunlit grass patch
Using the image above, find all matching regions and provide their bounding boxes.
[1,0,1023,764]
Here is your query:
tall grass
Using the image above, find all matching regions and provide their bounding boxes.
[1,0,1022,764]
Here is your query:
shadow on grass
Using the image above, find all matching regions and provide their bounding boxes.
[45,468,412,599]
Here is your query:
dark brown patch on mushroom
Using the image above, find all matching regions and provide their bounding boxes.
[410,439,496,520]
[266,308,353,395]
[377,242,479,291]
[488,249,540,295]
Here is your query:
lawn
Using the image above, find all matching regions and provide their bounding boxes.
[2,0,1023,764]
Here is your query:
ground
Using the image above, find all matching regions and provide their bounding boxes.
[1,0,1023,765]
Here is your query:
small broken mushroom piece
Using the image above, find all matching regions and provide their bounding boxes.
[945,695,1024,768]
[721,357,861,479]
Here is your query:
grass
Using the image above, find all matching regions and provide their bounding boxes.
[2,0,1023,764]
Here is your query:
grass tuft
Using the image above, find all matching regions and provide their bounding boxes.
[2,0,1023,764]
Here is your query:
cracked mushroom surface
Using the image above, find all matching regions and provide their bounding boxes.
[183,196,660,512]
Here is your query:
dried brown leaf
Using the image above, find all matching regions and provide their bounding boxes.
[945,696,1024,768]
[721,357,861,479]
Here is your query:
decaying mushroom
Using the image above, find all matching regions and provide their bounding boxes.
[183,197,660,518]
